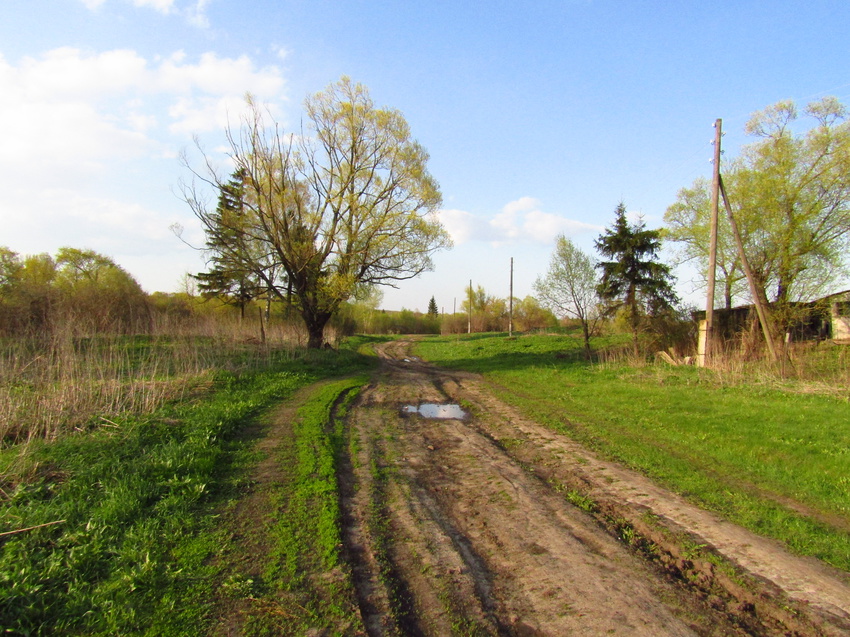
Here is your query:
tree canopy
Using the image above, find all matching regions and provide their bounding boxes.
[664,175,748,310]
[193,168,271,318]
[427,296,438,318]
[665,97,850,319]
[183,77,451,348]
[0,247,149,335]
[534,234,600,355]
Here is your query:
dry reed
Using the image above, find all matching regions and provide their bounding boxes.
[0,313,334,447]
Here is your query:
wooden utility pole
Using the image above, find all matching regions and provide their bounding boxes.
[701,118,723,367]
[718,175,779,363]
[467,279,472,334]
[509,257,514,337]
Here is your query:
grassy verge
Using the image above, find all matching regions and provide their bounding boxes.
[235,376,368,636]
[0,338,378,635]
[413,332,850,572]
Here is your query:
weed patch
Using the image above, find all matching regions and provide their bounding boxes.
[0,339,376,635]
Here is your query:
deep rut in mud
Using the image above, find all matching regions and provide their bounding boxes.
[336,340,850,636]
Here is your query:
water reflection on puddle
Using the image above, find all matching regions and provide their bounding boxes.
[401,403,467,419]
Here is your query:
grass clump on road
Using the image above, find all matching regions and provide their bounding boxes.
[245,376,368,635]
[414,332,850,572]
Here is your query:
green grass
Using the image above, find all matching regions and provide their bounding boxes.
[414,332,850,572]
[0,337,378,635]
[229,375,369,636]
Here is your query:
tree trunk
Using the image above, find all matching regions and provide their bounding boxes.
[628,284,640,357]
[581,320,592,359]
[303,309,332,349]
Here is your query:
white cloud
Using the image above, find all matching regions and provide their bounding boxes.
[156,52,279,95]
[78,0,208,26]
[0,46,288,293]
[437,209,478,245]
[502,196,540,216]
[4,187,180,250]
[186,0,211,28]
[523,209,600,242]
[0,47,285,176]
[438,198,602,246]
[133,0,176,13]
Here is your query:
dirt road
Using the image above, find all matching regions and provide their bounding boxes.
[339,340,850,636]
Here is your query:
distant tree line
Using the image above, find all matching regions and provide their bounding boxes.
[0,247,151,336]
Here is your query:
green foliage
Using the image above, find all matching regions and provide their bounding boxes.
[193,169,279,319]
[664,175,748,310]
[460,284,508,332]
[185,77,452,348]
[427,295,438,318]
[535,234,601,353]
[512,295,559,332]
[596,203,678,354]
[0,247,150,336]
[666,96,850,324]
[0,340,375,635]
[737,97,850,306]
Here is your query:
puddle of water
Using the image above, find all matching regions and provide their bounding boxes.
[401,403,467,419]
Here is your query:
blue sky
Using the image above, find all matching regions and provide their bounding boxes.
[1,1,848,312]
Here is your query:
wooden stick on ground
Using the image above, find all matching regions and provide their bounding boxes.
[0,519,66,538]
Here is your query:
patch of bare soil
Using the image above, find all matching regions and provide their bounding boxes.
[340,340,850,636]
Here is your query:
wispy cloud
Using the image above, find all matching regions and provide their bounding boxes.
[0,45,287,291]
[0,47,285,175]
[438,197,602,247]
[77,0,211,27]
[133,0,176,13]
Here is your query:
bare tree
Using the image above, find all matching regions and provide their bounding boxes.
[534,235,601,355]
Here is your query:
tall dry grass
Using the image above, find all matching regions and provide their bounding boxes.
[596,337,850,399]
[0,313,337,446]
[706,340,850,397]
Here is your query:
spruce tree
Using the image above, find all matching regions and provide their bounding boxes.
[194,169,264,318]
[595,202,677,355]
[427,295,438,318]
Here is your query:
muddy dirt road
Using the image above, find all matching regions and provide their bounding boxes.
[340,340,850,636]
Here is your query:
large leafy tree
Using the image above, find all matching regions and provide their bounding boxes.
[596,203,677,355]
[534,235,600,355]
[184,78,451,348]
[665,97,850,325]
[664,173,749,310]
[737,97,850,308]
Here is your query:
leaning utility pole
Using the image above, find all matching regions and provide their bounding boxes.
[509,257,514,337]
[718,176,779,363]
[700,118,723,367]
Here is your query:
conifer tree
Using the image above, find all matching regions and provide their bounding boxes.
[427,295,438,318]
[194,169,269,318]
[595,203,677,355]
